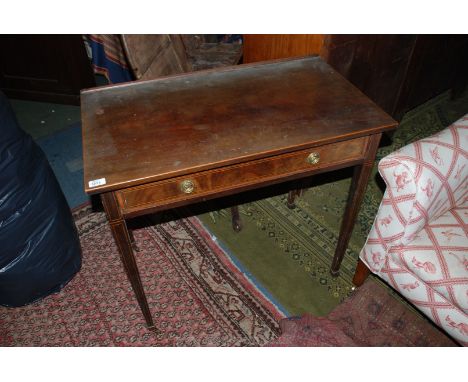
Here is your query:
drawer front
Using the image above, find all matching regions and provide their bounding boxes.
[116,136,368,215]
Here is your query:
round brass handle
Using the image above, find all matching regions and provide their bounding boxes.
[306,152,320,165]
[180,179,195,194]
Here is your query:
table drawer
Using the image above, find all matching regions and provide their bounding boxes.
[116,136,369,215]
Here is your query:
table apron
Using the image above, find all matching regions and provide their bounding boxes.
[116,135,370,219]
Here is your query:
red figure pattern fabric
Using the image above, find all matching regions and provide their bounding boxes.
[360,115,468,345]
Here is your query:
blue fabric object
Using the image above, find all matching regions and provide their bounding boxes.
[216,34,243,44]
[0,91,82,307]
[88,37,133,84]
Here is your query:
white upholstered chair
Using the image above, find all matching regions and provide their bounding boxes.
[353,114,468,345]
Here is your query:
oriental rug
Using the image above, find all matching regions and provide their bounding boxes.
[268,278,457,347]
[0,205,283,346]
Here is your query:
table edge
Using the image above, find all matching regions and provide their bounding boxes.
[83,126,397,195]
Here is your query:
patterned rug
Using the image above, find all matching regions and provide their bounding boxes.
[198,89,468,316]
[0,205,283,346]
[268,278,457,346]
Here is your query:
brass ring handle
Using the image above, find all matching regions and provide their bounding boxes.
[180,179,195,194]
[306,152,320,165]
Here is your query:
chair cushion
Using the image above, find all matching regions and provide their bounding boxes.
[378,120,468,248]
[379,207,468,344]
[360,120,468,276]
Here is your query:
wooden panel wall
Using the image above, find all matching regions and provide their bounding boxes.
[323,35,417,118]
[242,34,468,120]
[243,34,325,63]
[0,35,95,105]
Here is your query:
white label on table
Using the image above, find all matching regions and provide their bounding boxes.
[88,178,107,188]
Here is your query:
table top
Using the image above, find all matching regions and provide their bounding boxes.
[81,56,397,194]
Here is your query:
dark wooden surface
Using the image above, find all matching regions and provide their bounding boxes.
[82,56,396,195]
[0,35,95,105]
[82,56,398,329]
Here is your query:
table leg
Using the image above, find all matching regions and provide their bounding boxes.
[101,192,158,331]
[352,259,371,286]
[330,133,382,276]
[128,228,140,252]
[287,190,298,209]
[230,206,242,232]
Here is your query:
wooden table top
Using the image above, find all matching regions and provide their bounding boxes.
[81,56,397,194]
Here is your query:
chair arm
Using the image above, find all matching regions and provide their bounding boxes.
[360,116,468,272]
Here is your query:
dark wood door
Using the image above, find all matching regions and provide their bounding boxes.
[324,35,417,119]
[0,35,95,105]
[242,34,468,121]
[324,34,468,120]
[395,35,468,116]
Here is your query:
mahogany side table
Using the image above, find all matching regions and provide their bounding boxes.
[81,56,398,330]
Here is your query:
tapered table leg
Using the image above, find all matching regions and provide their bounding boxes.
[231,206,242,232]
[330,133,382,276]
[287,190,298,209]
[128,228,139,252]
[101,192,158,332]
